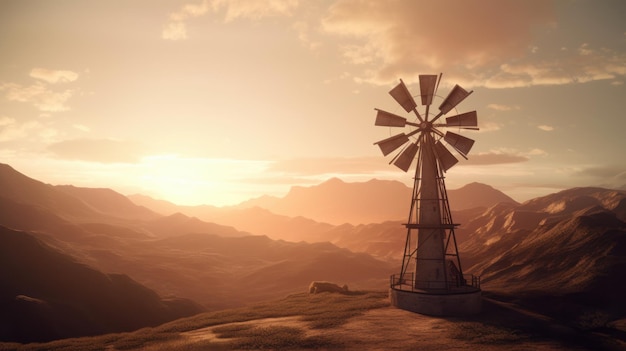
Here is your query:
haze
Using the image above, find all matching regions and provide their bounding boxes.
[1,0,625,206]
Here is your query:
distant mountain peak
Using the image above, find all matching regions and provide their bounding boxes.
[234,178,516,224]
[323,177,345,184]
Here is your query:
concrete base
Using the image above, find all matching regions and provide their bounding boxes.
[389,287,482,316]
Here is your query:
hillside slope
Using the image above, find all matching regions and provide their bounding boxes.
[2,291,623,350]
[459,188,626,323]
[0,165,393,312]
[0,226,201,343]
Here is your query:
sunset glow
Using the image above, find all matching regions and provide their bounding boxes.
[1,0,624,206]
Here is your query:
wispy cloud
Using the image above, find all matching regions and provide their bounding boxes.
[537,125,554,131]
[576,165,626,179]
[162,0,299,40]
[321,0,555,85]
[0,82,75,112]
[484,46,626,88]
[0,117,57,143]
[162,0,210,40]
[29,68,79,84]
[319,1,625,88]
[462,152,529,166]
[573,165,626,190]
[47,138,147,163]
[216,0,299,22]
[267,156,387,176]
[1,68,80,112]
[0,116,13,127]
[487,104,520,111]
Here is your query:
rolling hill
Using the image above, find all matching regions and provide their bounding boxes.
[0,164,393,320]
[0,226,201,343]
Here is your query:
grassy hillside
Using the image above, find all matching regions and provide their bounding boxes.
[2,290,624,351]
[0,291,388,351]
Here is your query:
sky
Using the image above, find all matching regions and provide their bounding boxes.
[1,0,625,206]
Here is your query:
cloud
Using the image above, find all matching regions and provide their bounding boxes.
[292,20,322,50]
[462,152,529,165]
[537,125,554,131]
[0,82,75,111]
[576,166,626,179]
[162,0,210,40]
[484,47,626,88]
[215,0,299,21]
[72,124,91,132]
[29,68,79,84]
[267,156,389,176]
[0,116,13,127]
[0,118,57,143]
[487,104,520,111]
[269,152,539,176]
[163,0,299,40]
[47,138,147,163]
[162,21,189,40]
[170,0,211,21]
[320,1,626,88]
[574,165,626,190]
[321,0,555,85]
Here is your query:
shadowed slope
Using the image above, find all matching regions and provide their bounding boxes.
[55,185,159,221]
[460,188,626,325]
[0,163,160,223]
[0,226,202,343]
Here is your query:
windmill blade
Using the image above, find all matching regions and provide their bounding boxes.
[439,85,472,115]
[419,75,438,106]
[393,142,419,172]
[434,141,458,172]
[444,131,475,156]
[375,109,407,127]
[445,111,478,128]
[374,133,410,156]
[389,79,417,113]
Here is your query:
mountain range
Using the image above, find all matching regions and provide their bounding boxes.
[132,178,517,226]
[0,164,392,342]
[130,171,626,327]
[237,178,518,224]
[1,162,625,343]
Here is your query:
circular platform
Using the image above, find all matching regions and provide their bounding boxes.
[389,286,482,316]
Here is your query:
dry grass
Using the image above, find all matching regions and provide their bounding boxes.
[3,291,624,351]
[0,291,387,351]
[448,321,527,344]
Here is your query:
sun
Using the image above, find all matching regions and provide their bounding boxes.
[137,155,270,206]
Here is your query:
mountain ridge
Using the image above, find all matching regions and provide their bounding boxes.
[0,163,393,314]
[131,177,518,226]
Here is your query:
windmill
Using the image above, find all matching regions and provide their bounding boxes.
[374,75,481,316]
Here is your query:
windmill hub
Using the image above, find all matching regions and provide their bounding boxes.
[373,75,482,316]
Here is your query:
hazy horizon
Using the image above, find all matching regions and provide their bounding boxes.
[1,0,625,206]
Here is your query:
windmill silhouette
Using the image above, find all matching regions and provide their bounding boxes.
[374,75,481,316]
